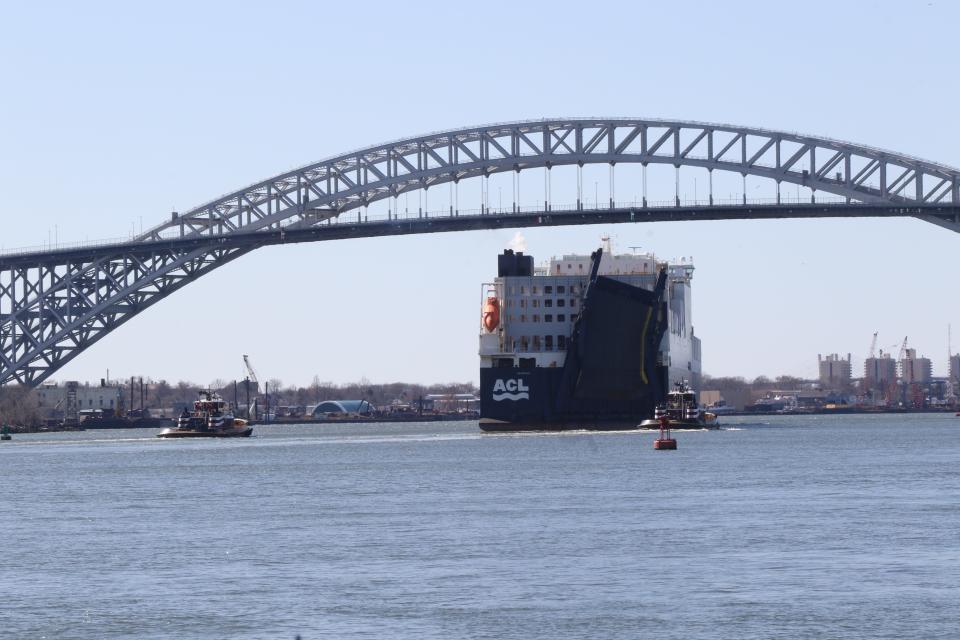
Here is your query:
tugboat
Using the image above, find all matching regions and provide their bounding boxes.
[157,390,252,438]
[639,380,718,430]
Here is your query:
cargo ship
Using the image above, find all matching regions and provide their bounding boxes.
[478,240,701,431]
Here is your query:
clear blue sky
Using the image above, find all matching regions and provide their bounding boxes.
[2,0,958,388]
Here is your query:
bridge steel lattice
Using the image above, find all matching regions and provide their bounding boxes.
[3,118,960,386]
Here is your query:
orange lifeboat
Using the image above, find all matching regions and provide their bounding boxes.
[482,296,500,332]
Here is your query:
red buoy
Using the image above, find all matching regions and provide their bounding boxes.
[654,415,677,450]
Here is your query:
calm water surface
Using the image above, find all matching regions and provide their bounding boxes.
[2,414,959,639]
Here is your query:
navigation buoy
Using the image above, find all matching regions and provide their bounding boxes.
[653,416,677,450]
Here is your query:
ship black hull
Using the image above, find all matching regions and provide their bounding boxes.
[479,367,665,431]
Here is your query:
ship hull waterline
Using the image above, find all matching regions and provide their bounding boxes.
[480,418,717,432]
[156,427,253,438]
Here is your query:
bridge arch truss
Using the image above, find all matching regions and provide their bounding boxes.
[3,118,960,386]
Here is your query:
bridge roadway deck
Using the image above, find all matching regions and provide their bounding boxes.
[1,202,957,268]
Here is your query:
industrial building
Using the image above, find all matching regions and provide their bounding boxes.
[36,381,124,421]
[308,400,376,419]
[864,352,898,390]
[818,353,852,390]
[899,348,932,385]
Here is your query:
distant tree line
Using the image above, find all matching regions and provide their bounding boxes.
[109,377,479,411]
[0,378,480,426]
[701,374,808,395]
[233,378,479,409]
[0,386,41,427]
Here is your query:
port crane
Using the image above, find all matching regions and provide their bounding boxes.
[864,331,879,403]
[897,336,909,363]
[893,336,927,409]
[242,354,260,420]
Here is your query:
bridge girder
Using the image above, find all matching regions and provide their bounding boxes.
[132,118,960,241]
[3,118,960,386]
[0,245,249,385]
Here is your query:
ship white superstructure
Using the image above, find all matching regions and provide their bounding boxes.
[479,244,702,393]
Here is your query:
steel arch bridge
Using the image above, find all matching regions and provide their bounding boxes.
[3,117,960,386]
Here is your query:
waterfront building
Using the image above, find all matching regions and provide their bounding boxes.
[36,381,124,420]
[422,393,480,413]
[818,353,852,390]
[864,352,898,390]
[899,348,932,385]
[949,354,960,385]
[308,400,375,419]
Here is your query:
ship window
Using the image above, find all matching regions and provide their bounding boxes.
[532,336,541,351]
[544,299,552,307]
[520,336,529,350]
[508,286,515,295]
[520,286,526,294]
[520,314,526,322]
[558,335,566,350]
[578,264,583,270]
[532,300,539,308]
[557,299,565,307]
[557,285,566,293]
[558,314,565,322]
[520,299,526,308]
[532,315,539,322]
[571,299,578,307]
[544,285,553,294]
[532,286,539,294]
[544,314,553,322]
[545,335,553,350]
[572,285,580,294]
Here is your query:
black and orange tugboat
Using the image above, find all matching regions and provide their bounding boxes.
[639,380,718,430]
[157,390,252,438]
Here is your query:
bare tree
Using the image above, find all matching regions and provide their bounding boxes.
[0,385,41,429]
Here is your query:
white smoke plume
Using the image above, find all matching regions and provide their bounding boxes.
[508,231,527,253]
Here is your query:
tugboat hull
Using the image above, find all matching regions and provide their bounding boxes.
[638,418,717,430]
[157,426,252,438]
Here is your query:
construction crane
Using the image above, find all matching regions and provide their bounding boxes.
[897,336,909,363]
[243,354,260,387]
[868,331,878,359]
[242,354,260,420]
